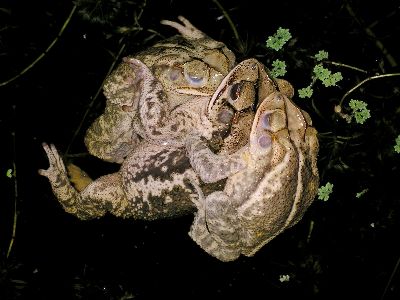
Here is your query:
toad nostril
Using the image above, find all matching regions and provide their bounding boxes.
[258,135,271,148]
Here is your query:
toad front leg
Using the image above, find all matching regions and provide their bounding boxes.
[189,184,241,262]
[185,135,247,261]
[185,134,246,183]
[39,143,129,219]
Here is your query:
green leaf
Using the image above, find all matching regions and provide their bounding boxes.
[6,168,13,178]
[298,86,313,98]
[315,50,329,61]
[266,27,292,51]
[313,64,342,87]
[349,99,371,124]
[322,72,343,87]
[318,182,334,201]
[270,59,287,77]
[313,64,330,80]
[394,135,400,153]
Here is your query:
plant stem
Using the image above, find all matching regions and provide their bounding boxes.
[325,61,368,74]
[380,255,400,300]
[345,3,397,68]
[339,73,400,106]
[7,106,18,259]
[211,0,241,44]
[0,5,77,87]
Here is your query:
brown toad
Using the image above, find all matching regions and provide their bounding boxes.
[38,58,269,220]
[85,16,236,163]
[186,89,319,261]
[39,57,318,262]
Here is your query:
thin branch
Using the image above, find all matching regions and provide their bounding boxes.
[211,0,241,44]
[7,161,17,259]
[0,5,77,87]
[7,107,18,259]
[345,3,397,68]
[325,61,368,74]
[339,73,400,106]
[380,255,400,300]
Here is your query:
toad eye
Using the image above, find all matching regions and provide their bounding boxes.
[185,73,205,85]
[183,60,209,87]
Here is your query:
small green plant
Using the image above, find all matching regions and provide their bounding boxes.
[266,27,292,51]
[265,28,291,78]
[349,99,371,124]
[6,168,13,178]
[298,86,313,99]
[318,182,334,201]
[313,64,343,87]
[394,135,400,154]
[314,50,329,61]
[296,51,343,98]
[271,59,287,77]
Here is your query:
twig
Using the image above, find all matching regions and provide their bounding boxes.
[306,220,314,243]
[211,0,241,45]
[7,161,17,259]
[339,73,400,107]
[345,3,397,68]
[7,106,18,259]
[0,5,77,87]
[380,255,400,300]
[324,61,368,74]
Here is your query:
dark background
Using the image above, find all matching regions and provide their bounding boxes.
[1,0,399,299]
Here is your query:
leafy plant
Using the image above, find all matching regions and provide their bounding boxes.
[314,50,329,61]
[298,86,313,99]
[313,64,343,87]
[270,59,287,77]
[266,27,292,51]
[318,182,334,201]
[348,99,370,124]
[394,135,400,154]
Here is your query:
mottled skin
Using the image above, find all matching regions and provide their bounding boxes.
[204,58,294,154]
[39,15,319,261]
[186,92,319,261]
[85,16,236,163]
[39,56,316,261]
[39,142,199,220]
[38,58,269,220]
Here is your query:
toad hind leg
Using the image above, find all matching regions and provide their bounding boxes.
[39,143,129,220]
